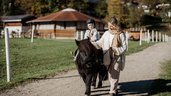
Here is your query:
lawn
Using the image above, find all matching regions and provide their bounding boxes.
[150,60,171,96]
[0,38,154,90]
[126,41,154,55]
[0,38,76,90]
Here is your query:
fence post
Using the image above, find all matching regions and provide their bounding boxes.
[80,31,82,40]
[151,30,154,42]
[139,29,142,46]
[147,30,150,43]
[144,31,147,42]
[80,31,83,40]
[31,25,35,43]
[75,31,78,40]
[125,31,129,51]
[162,34,165,42]
[159,32,161,42]
[155,31,158,42]
[164,34,166,42]
[4,28,10,82]
[160,33,162,42]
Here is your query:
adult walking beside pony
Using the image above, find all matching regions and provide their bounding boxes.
[92,16,127,96]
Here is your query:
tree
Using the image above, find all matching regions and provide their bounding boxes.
[0,0,13,16]
[0,0,3,15]
[140,14,162,25]
[106,0,121,21]
[127,1,143,27]
[15,0,50,16]
[14,0,89,16]
[139,0,164,9]
[95,0,107,19]
[67,0,88,12]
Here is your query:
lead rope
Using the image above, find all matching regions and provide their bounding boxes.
[102,33,121,81]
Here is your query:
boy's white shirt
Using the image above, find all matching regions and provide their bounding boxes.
[84,28,100,42]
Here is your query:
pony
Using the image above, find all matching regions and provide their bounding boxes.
[75,38,107,96]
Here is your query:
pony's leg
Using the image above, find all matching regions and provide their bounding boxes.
[97,72,103,88]
[85,74,93,96]
[91,73,97,88]
[97,65,108,88]
[80,73,86,84]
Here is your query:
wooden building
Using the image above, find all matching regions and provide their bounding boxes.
[128,27,147,40]
[28,8,104,39]
[1,15,35,38]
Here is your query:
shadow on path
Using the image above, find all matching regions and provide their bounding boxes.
[92,79,171,96]
[118,80,153,95]
[28,75,171,96]
[149,79,171,95]
[28,75,80,80]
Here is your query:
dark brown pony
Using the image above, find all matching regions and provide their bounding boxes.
[75,38,107,96]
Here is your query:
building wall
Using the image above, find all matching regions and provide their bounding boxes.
[22,26,31,33]
[33,21,104,39]
[3,22,31,38]
[4,26,21,38]
[37,22,76,30]
[37,29,76,39]
[5,22,21,26]
[34,22,77,38]
[128,31,146,40]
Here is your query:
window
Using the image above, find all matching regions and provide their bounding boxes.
[55,22,64,30]
[66,22,76,29]
[39,24,54,30]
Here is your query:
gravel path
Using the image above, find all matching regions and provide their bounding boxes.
[1,41,171,96]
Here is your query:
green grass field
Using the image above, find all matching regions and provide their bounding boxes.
[150,60,171,96]
[126,41,154,55]
[0,38,154,90]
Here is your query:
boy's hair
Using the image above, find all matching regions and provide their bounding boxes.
[87,19,95,24]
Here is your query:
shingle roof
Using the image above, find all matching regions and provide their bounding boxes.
[28,8,101,23]
[1,15,35,22]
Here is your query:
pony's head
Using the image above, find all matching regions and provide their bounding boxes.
[75,38,96,57]
[75,38,97,67]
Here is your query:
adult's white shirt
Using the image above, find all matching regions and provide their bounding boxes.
[92,30,127,71]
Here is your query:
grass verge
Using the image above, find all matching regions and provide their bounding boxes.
[0,38,76,91]
[150,60,171,96]
[126,41,155,55]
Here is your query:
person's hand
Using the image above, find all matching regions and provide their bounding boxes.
[113,47,119,55]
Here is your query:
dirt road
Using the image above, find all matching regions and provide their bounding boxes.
[1,41,171,96]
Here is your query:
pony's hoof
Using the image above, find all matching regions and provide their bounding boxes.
[91,84,96,89]
[97,83,102,88]
[91,85,96,89]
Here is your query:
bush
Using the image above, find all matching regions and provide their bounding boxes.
[140,15,162,26]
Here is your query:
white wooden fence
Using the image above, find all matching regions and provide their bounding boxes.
[139,29,169,46]
[75,31,85,40]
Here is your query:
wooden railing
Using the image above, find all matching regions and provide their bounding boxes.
[37,29,76,38]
